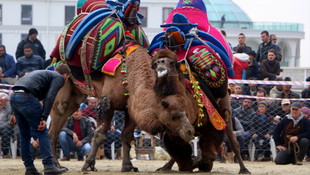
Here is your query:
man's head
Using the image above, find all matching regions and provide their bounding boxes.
[72,108,82,120]
[258,101,268,114]
[261,30,270,44]
[281,99,291,111]
[28,28,38,42]
[270,34,277,44]
[267,49,276,62]
[0,45,6,57]
[55,64,71,80]
[275,77,283,91]
[256,89,266,103]
[234,84,243,94]
[0,92,9,109]
[291,102,302,119]
[24,44,33,58]
[88,97,98,110]
[229,83,235,94]
[237,33,246,45]
[283,77,292,91]
[242,98,253,110]
[247,51,256,63]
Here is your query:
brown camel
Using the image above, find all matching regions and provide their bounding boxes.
[48,45,195,170]
[151,49,250,174]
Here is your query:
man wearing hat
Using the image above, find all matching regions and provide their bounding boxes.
[16,28,46,60]
[273,102,310,165]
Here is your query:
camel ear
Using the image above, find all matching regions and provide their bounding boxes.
[151,62,157,70]
[162,100,170,109]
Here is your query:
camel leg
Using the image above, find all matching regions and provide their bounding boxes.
[218,93,251,174]
[121,109,138,172]
[82,96,115,171]
[49,80,87,169]
[156,158,175,172]
[163,133,193,172]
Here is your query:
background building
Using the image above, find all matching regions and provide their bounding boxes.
[0,0,306,68]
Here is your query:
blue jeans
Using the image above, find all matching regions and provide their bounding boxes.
[252,136,271,157]
[58,131,91,157]
[10,92,54,170]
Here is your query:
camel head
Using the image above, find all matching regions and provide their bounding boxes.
[152,49,180,78]
[159,94,195,143]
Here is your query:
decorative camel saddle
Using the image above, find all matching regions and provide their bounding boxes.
[49,0,149,96]
[149,1,235,130]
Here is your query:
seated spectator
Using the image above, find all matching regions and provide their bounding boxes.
[259,49,281,80]
[271,99,291,123]
[251,101,275,161]
[301,107,310,120]
[0,92,14,158]
[302,77,310,98]
[0,67,10,85]
[246,51,259,79]
[229,82,235,94]
[252,89,268,111]
[16,44,44,75]
[231,84,244,106]
[276,77,300,99]
[0,44,16,78]
[59,108,93,161]
[234,98,256,158]
[233,47,248,80]
[243,77,258,96]
[82,97,98,120]
[104,111,124,159]
[274,102,310,165]
[269,77,283,98]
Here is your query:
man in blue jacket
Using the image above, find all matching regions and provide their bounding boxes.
[273,102,310,165]
[0,45,16,78]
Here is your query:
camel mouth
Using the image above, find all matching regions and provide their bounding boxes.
[157,69,168,77]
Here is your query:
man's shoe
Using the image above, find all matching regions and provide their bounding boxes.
[60,155,70,161]
[25,168,42,175]
[296,161,303,165]
[44,167,67,175]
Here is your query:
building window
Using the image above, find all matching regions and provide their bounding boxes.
[21,33,28,40]
[139,7,147,27]
[162,8,173,24]
[21,5,32,25]
[65,6,75,25]
[0,5,2,25]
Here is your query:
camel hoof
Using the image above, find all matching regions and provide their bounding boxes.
[239,168,251,174]
[121,166,139,172]
[91,167,98,172]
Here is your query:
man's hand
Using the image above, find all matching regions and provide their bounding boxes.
[265,133,271,138]
[252,133,258,138]
[276,145,287,151]
[32,139,39,149]
[76,141,83,147]
[72,133,79,143]
[9,115,16,126]
[290,136,298,143]
[38,120,46,131]
[110,125,116,133]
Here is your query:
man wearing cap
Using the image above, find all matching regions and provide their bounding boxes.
[250,101,275,161]
[16,28,46,60]
[271,99,291,123]
[273,102,310,165]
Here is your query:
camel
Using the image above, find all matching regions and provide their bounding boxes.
[151,49,250,174]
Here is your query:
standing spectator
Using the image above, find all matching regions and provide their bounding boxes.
[270,34,282,62]
[0,93,14,158]
[0,45,16,78]
[246,51,259,79]
[233,47,248,80]
[220,14,225,28]
[9,64,70,175]
[16,44,44,76]
[251,101,274,161]
[232,33,252,54]
[269,77,283,98]
[16,28,46,60]
[274,102,310,165]
[259,49,281,80]
[234,98,256,157]
[82,97,98,120]
[59,108,93,161]
[256,31,280,63]
[220,30,232,50]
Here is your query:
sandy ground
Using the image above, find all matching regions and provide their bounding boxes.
[0,158,309,175]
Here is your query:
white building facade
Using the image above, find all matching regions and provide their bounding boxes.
[0,0,305,67]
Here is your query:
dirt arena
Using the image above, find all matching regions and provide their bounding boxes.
[0,158,309,175]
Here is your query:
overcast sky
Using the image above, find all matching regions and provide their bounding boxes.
[232,0,310,66]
